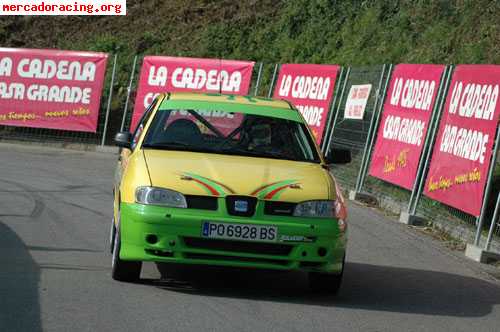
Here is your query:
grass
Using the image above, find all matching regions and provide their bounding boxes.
[416,225,467,252]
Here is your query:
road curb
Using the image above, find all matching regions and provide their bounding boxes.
[0,140,119,154]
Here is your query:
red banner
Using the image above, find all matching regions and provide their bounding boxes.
[273,64,339,145]
[130,56,255,131]
[424,65,500,216]
[369,64,446,190]
[0,47,108,132]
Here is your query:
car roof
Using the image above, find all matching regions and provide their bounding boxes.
[163,92,294,110]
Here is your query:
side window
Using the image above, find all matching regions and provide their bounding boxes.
[131,98,158,150]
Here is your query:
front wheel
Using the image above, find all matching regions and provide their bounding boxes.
[109,218,116,254]
[111,226,142,282]
[308,256,345,294]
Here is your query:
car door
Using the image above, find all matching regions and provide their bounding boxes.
[114,96,160,217]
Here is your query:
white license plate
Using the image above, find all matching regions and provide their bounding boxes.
[201,221,278,242]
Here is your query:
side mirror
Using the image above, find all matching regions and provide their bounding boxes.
[325,148,351,164]
[114,131,132,149]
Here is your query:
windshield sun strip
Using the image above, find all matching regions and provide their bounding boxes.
[157,101,302,122]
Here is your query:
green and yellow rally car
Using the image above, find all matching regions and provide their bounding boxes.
[111,93,350,293]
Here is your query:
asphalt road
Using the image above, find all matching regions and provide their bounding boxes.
[0,143,499,332]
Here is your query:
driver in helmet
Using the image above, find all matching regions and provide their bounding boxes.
[248,121,272,150]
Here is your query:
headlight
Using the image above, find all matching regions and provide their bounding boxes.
[293,200,334,218]
[334,182,348,232]
[135,187,187,208]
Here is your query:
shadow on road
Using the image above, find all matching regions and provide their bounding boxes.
[0,222,41,331]
[147,261,500,317]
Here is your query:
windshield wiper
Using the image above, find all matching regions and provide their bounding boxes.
[142,142,314,163]
[142,142,213,153]
[143,141,189,148]
[219,146,305,162]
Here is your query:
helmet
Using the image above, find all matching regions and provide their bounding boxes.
[249,123,272,148]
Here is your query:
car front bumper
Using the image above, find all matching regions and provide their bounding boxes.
[119,202,347,274]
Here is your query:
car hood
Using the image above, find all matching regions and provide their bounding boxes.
[143,150,335,202]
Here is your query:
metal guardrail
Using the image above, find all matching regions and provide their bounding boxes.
[322,64,500,254]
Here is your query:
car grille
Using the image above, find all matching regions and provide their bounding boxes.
[185,195,218,210]
[184,253,289,266]
[225,195,257,217]
[264,201,297,216]
[299,261,325,268]
[183,237,293,256]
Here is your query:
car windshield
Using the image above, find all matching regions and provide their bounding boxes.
[142,108,320,163]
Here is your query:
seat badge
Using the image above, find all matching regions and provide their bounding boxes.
[234,200,248,212]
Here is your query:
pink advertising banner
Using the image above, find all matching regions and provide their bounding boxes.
[0,47,108,132]
[369,64,446,190]
[272,64,340,145]
[130,56,255,131]
[424,65,500,216]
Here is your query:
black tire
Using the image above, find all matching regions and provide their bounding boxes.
[109,218,116,254]
[308,257,345,295]
[111,227,142,282]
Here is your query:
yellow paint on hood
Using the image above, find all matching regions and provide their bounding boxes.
[142,150,335,202]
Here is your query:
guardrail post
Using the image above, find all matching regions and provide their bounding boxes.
[253,62,263,96]
[120,55,138,132]
[324,67,351,157]
[321,67,345,153]
[100,53,117,147]
[466,129,500,262]
[356,64,393,192]
[408,66,453,216]
[353,64,386,192]
[404,66,449,217]
[267,63,279,98]
[485,193,500,251]
[474,123,500,246]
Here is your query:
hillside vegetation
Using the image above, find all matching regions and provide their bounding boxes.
[0,0,498,105]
